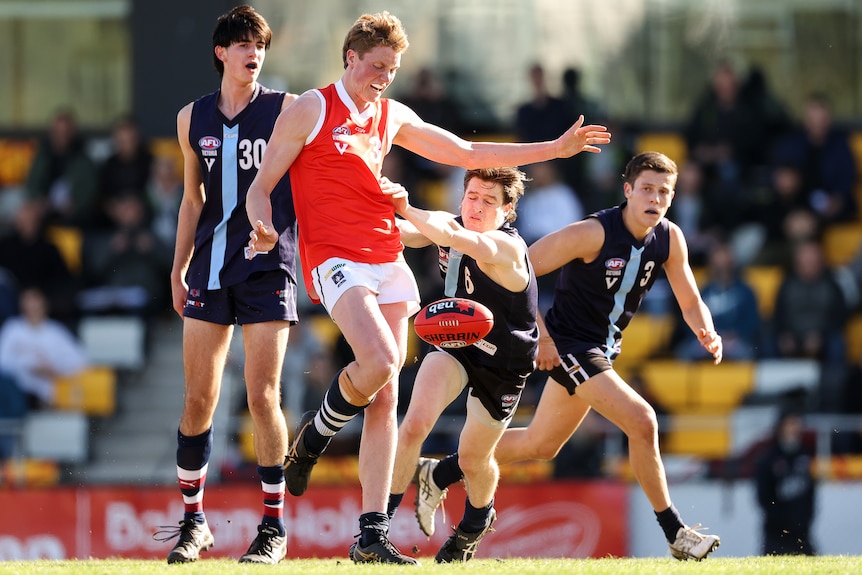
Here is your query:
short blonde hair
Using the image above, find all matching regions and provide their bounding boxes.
[342,12,409,68]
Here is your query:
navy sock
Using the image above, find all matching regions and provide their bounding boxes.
[459,497,494,533]
[359,512,390,547]
[434,452,464,489]
[655,504,685,543]
[185,511,206,525]
[177,428,212,524]
[387,493,404,521]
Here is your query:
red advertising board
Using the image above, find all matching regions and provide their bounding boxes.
[0,480,626,560]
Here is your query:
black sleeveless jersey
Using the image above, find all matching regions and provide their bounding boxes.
[437,220,538,372]
[545,202,671,358]
[186,85,297,290]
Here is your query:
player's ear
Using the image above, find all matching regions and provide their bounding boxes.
[623,182,633,198]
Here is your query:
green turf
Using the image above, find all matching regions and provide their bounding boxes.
[0,556,860,575]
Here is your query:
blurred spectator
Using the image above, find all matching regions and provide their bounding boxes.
[400,66,466,135]
[674,241,761,361]
[395,67,465,203]
[755,410,817,556]
[668,160,716,267]
[516,161,584,309]
[748,163,821,268]
[0,199,77,324]
[96,114,154,229]
[514,63,581,191]
[772,240,847,410]
[0,369,27,460]
[0,268,19,328]
[79,191,172,318]
[771,92,857,224]
[517,161,584,245]
[0,286,88,409]
[24,108,98,228]
[560,66,604,123]
[683,60,763,223]
[580,116,634,214]
[146,155,182,247]
[738,66,794,168]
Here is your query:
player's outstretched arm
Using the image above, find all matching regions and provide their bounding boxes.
[390,101,611,170]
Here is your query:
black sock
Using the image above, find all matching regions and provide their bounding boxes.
[655,504,685,543]
[305,370,366,455]
[359,512,390,547]
[434,452,464,489]
[459,497,494,533]
[387,493,404,521]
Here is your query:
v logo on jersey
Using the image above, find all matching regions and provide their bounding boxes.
[606,277,619,289]
[204,158,216,172]
[335,141,349,155]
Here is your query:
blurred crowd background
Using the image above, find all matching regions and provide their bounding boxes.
[2,0,862,492]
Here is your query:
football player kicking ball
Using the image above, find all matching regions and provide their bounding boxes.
[414,151,723,561]
[383,168,538,562]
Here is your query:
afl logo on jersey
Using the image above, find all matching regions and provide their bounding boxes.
[199,136,221,150]
[332,126,350,155]
[605,258,626,270]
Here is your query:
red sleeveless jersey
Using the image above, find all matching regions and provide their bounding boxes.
[289,81,402,292]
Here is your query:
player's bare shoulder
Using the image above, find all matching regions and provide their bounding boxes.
[280,91,301,111]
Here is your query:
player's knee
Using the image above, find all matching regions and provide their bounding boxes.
[246,385,280,416]
[399,411,436,444]
[457,452,494,479]
[626,405,659,444]
[356,352,399,390]
[531,442,563,461]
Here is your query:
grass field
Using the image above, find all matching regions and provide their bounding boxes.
[0,556,860,575]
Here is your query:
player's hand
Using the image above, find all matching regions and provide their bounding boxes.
[536,337,561,371]
[380,177,410,215]
[698,328,723,364]
[248,220,278,259]
[556,115,612,157]
[170,276,188,318]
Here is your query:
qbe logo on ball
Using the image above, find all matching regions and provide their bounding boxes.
[414,297,494,348]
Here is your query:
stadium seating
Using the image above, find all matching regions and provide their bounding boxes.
[22,410,89,464]
[78,315,146,371]
[639,360,756,458]
[45,225,83,275]
[634,132,688,166]
[742,265,783,318]
[844,314,862,363]
[54,366,117,417]
[823,222,862,267]
[663,414,730,459]
[640,360,755,416]
[850,131,862,220]
[612,313,675,369]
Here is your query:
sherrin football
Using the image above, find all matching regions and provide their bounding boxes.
[414,297,494,348]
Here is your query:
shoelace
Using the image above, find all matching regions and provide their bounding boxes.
[251,532,276,553]
[152,521,191,543]
[419,468,448,526]
[678,524,711,546]
[456,520,496,556]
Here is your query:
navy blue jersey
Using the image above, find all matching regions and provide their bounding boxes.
[186,85,297,290]
[437,220,538,373]
[545,202,670,358]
